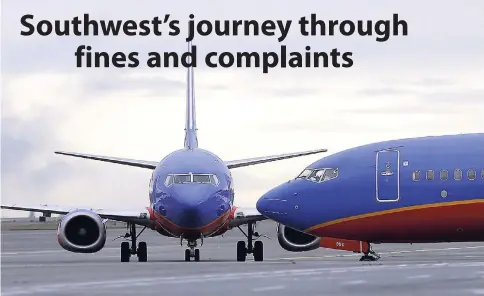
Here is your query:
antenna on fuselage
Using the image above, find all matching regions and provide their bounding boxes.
[183,41,199,150]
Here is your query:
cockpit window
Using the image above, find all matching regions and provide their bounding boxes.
[321,168,338,181]
[165,173,219,186]
[308,169,325,182]
[296,169,313,179]
[296,168,338,183]
[174,174,191,184]
[193,174,211,183]
[164,175,173,186]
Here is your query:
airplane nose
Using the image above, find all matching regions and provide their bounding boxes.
[257,183,293,221]
[168,186,230,229]
[177,199,204,228]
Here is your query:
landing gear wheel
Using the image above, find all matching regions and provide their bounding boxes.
[253,241,263,262]
[359,255,377,262]
[121,241,130,262]
[237,241,247,262]
[359,245,380,262]
[194,249,200,262]
[185,249,191,261]
[116,223,148,263]
[236,222,265,262]
[137,242,147,262]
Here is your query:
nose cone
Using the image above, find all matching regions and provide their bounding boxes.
[257,181,296,226]
[162,185,231,229]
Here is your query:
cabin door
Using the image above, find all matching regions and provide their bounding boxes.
[376,149,400,202]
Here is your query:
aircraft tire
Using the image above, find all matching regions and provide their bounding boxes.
[253,241,263,262]
[185,249,191,261]
[137,242,147,262]
[121,242,130,262]
[194,249,200,262]
[236,241,246,262]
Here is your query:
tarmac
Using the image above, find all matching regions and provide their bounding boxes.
[2,220,484,295]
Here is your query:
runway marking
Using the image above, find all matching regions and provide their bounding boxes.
[0,245,179,256]
[342,280,366,285]
[407,274,431,279]
[3,261,484,295]
[252,285,285,292]
[331,269,348,273]
[470,289,484,295]
[274,245,484,261]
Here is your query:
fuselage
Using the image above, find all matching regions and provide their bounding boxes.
[149,148,234,240]
[257,133,484,243]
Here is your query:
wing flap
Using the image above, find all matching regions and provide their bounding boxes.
[55,151,158,169]
[224,148,327,169]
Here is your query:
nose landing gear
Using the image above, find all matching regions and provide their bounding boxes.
[184,240,201,262]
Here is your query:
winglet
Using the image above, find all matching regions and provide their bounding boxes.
[184,41,198,150]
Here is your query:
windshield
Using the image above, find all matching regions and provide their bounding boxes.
[174,174,191,184]
[165,173,219,186]
[296,169,313,179]
[296,168,338,183]
[193,174,211,183]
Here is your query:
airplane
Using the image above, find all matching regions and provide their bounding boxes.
[1,42,327,263]
[256,133,484,261]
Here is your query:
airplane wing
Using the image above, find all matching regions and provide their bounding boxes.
[54,151,158,169]
[53,148,327,170]
[228,206,268,228]
[224,148,328,169]
[0,203,154,228]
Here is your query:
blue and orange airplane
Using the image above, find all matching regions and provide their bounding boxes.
[257,133,484,261]
[1,42,327,263]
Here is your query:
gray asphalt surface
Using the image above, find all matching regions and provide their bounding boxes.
[2,220,484,295]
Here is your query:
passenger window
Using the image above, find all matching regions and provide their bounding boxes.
[440,170,448,181]
[412,170,420,181]
[426,170,434,181]
[468,169,476,181]
[454,169,462,180]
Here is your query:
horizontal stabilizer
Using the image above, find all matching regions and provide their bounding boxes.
[224,148,327,169]
[55,151,158,169]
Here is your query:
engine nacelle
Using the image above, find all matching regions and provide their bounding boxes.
[277,223,321,252]
[57,209,107,253]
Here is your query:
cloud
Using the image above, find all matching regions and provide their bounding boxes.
[357,87,417,97]
[2,0,483,218]
[422,89,484,104]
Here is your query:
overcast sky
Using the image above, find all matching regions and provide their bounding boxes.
[1,0,483,217]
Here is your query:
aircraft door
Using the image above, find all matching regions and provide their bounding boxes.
[376,149,400,202]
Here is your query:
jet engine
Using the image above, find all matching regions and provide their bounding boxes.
[57,209,107,253]
[277,223,320,252]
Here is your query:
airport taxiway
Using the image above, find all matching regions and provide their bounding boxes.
[2,220,484,295]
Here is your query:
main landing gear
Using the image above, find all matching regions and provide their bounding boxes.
[359,245,381,262]
[114,223,148,262]
[236,222,265,262]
